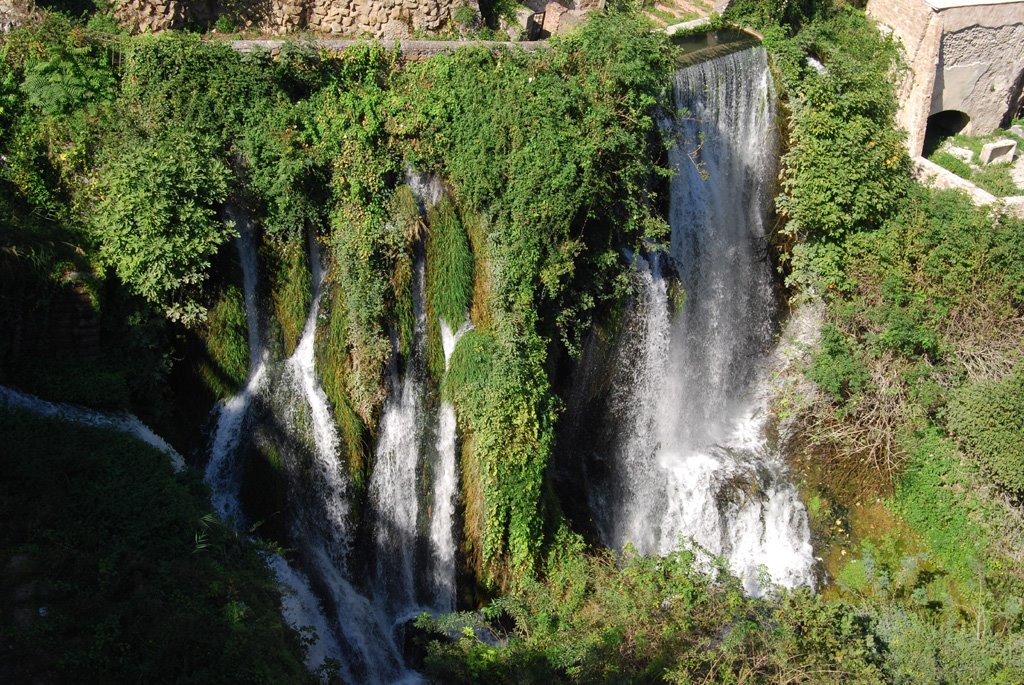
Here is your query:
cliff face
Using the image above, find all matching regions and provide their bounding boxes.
[113,0,468,37]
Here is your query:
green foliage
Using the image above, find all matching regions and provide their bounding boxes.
[202,284,250,398]
[19,35,113,117]
[299,44,404,424]
[91,130,232,323]
[426,196,474,331]
[804,186,1024,476]
[268,236,312,356]
[725,0,825,31]
[398,8,672,578]
[768,8,910,261]
[419,531,887,683]
[949,368,1024,495]
[809,324,868,401]
[893,431,986,582]
[390,185,422,364]
[0,409,313,683]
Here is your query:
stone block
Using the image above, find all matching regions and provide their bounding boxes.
[1009,125,1024,139]
[980,139,1017,165]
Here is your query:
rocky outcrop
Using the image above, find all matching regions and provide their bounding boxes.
[0,0,30,33]
[113,0,471,37]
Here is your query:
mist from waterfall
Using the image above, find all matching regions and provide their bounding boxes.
[576,47,814,594]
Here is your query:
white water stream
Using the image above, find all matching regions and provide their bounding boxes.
[429,319,471,610]
[580,48,814,594]
[0,385,185,471]
[205,212,270,523]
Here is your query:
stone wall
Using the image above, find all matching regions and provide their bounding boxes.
[113,0,469,38]
[867,0,1024,155]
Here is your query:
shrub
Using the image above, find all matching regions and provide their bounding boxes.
[91,130,232,324]
[809,324,868,401]
[948,368,1024,495]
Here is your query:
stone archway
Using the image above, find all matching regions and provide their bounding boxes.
[924,110,970,156]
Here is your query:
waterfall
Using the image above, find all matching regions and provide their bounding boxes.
[276,234,415,685]
[283,235,351,558]
[429,319,471,610]
[0,385,184,471]
[576,47,814,594]
[205,211,270,523]
[368,254,429,618]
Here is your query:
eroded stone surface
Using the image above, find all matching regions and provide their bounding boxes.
[867,0,1024,155]
[114,0,471,37]
[0,0,30,32]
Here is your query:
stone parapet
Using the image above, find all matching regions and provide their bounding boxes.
[232,37,548,57]
[913,156,1024,217]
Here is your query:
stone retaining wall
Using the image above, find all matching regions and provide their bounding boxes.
[867,0,1024,155]
[913,156,1024,218]
[113,0,471,38]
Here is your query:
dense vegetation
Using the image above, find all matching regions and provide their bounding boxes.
[0,409,312,684]
[2,0,1023,683]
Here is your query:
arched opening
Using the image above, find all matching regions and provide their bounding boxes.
[924,110,971,156]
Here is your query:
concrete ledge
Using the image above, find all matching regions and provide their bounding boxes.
[913,156,1024,218]
[231,38,549,57]
[665,17,712,36]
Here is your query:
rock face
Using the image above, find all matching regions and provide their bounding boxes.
[0,0,30,32]
[113,0,473,37]
[867,0,1024,156]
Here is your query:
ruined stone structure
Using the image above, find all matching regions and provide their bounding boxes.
[867,0,1024,155]
[114,0,469,38]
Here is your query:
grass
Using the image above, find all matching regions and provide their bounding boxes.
[201,284,250,399]
[927,128,1024,197]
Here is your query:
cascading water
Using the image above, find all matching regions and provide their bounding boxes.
[283,235,352,560]
[274,234,414,685]
[205,211,270,522]
[573,47,814,594]
[429,319,471,610]
[368,255,430,618]
[0,385,184,471]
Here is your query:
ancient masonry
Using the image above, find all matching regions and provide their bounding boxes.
[113,0,468,38]
[866,0,1024,156]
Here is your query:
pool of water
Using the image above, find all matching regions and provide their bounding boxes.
[672,29,761,66]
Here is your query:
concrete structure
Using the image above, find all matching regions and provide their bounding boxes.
[979,138,1017,163]
[867,0,1024,155]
